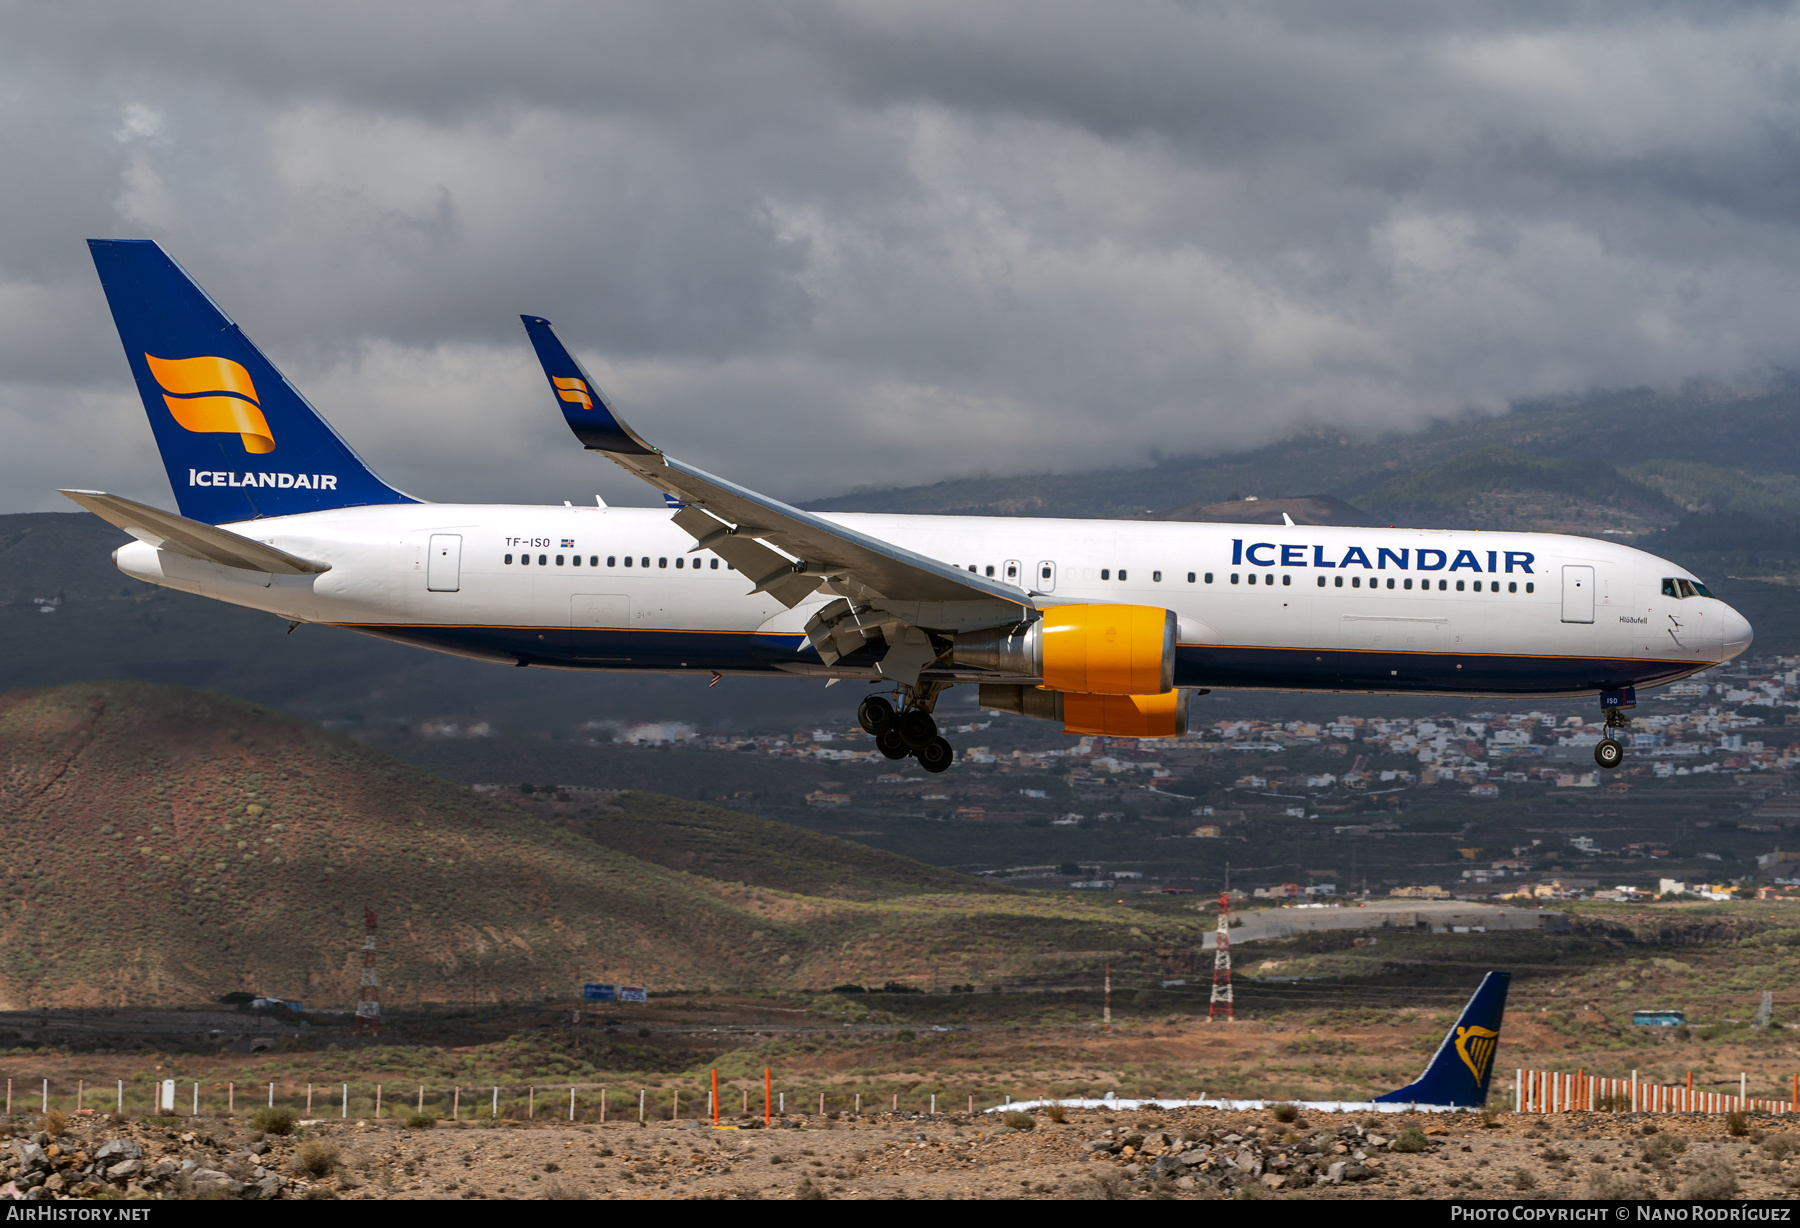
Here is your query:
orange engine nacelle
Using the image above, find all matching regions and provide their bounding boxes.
[953,604,1176,695]
[1059,689,1187,737]
[978,684,1188,738]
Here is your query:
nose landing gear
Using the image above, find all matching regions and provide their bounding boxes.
[1593,686,1635,770]
[856,686,956,774]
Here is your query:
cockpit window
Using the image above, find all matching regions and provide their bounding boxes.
[1662,577,1715,599]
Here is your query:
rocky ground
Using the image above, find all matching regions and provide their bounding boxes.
[5,1105,1800,1199]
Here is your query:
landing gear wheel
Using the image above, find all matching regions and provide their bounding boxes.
[898,709,939,749]
[876,727,912,760]
[1594,738,1624,770]
[858,695,896,736]
[917,737,955,774]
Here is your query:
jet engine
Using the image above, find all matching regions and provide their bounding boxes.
[950,604,1176,695]
[977,683,1188,738]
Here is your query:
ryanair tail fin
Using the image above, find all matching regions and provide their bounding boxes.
[1374,971,1510,1107]
[519,315,657,457]
[87,240,416,524]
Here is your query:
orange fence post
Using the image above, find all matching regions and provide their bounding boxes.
[711,1069,718,1126]
[764,1068,771,1127]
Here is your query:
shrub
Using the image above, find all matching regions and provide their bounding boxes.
[1002,1112,1036,1131]
[1269,1103,1298,1124]
[1761,1134,1800,1159]
[1587,1173,1655,1200]
[1043,1104,1067,1124]
[293,1140,341,1178]
[404,1111,438,1129]
[1391,1127,1429,1154]
[1680,1160,1740,1200]
[37,1109,66,1136]
[249,1106,299,1136]
[1727,1110,1750,1137]
[1643,1135,1687,1164]
[1508,1169,1536,1190]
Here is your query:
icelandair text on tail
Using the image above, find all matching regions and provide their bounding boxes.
[188,469,337,490]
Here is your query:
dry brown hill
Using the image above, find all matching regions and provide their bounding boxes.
[0,683,1203,1009]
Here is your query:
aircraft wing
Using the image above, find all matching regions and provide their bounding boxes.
[520,316,1033,636]
[59,489,331,575]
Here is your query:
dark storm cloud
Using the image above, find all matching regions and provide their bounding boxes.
[3,1,1800,509]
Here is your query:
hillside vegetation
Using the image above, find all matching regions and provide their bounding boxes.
[501,788,1003,901]
[0,682,1199,1008]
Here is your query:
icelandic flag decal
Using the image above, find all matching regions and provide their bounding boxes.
[560,538,575,549]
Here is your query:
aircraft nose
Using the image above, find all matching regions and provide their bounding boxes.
[1720,604,1753,662]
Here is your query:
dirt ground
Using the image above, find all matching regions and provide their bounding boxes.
[213,1106,1800,1200]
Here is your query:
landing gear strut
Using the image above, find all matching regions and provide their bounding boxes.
[857,687,956,774]
[1593,685,1635,770]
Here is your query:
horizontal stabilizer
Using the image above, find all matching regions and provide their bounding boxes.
[58,490,330,576]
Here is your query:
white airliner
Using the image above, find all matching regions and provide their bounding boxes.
[67,240,1751,774]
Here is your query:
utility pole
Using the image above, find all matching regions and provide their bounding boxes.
[352,908,380,1036]
[1209,892,1235,1022]
[1103,964,1112,1030]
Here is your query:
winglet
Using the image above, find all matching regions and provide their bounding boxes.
[519,316,657,456]
[1374,971,1510,1107]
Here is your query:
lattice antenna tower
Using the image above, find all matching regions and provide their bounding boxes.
[353,907,380,1036]
[1209,891,1235,1022]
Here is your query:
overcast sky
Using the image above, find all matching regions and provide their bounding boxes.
[5,1,1800,512]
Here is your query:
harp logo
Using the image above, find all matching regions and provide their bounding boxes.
[145,354,275,454]
[551,376,594,410]
[1455,1025,1499,1084]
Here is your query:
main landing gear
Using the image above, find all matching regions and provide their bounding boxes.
[1593,685,1636,770]
[858,690,956,774]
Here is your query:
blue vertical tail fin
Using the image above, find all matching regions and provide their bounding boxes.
[1374,971,1510,1107]
[87,239,417,524]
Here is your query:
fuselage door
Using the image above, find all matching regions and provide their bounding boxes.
[1560,565,1594,624]
[426,534,462,592]
[1035,560,1057,593]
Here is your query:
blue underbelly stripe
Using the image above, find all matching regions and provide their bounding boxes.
[335,623,1702,694]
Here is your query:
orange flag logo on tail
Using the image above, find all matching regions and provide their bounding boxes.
[1454,1025,1499,1083]
[145,353,275,454]
[552,376,594,410]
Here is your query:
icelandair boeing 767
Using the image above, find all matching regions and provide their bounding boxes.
[68,240,1751,773]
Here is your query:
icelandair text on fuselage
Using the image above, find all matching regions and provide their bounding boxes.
[1234,539,1535,573]
[1448,1207,1790,1222]
[189,469,337,490]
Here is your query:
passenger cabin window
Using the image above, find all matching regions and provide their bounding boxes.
[1119,569,1128,581]
[572,555,581,566]
[711,558,719,569]
[1283,575,1292,586]
[1317,576,1326,587]
[538,554,547,566]
[641,557,650,568]
[504,553,513,564]
[555,555,564,566]
[1153,571,1162,582]
[608,556,617,567]
[1247,573,1256,585]
[985,565,994,577]
[1187,572,1196,583]
[1231,573,1240,585]
[1204,572,1213,583]
[624,556,632,567]
[1455,580,1464,591]
[1101,569,1111,580]
[1041,566,1052,580]
[658,558,668,568]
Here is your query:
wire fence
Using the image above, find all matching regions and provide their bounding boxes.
[0,1072,1031,1124]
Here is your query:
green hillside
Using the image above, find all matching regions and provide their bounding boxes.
[0,681,1201,1007]
[802,381,1800,522]
[505,788,1003,901]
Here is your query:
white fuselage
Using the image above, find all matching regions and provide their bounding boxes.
[112,504,1752,698]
